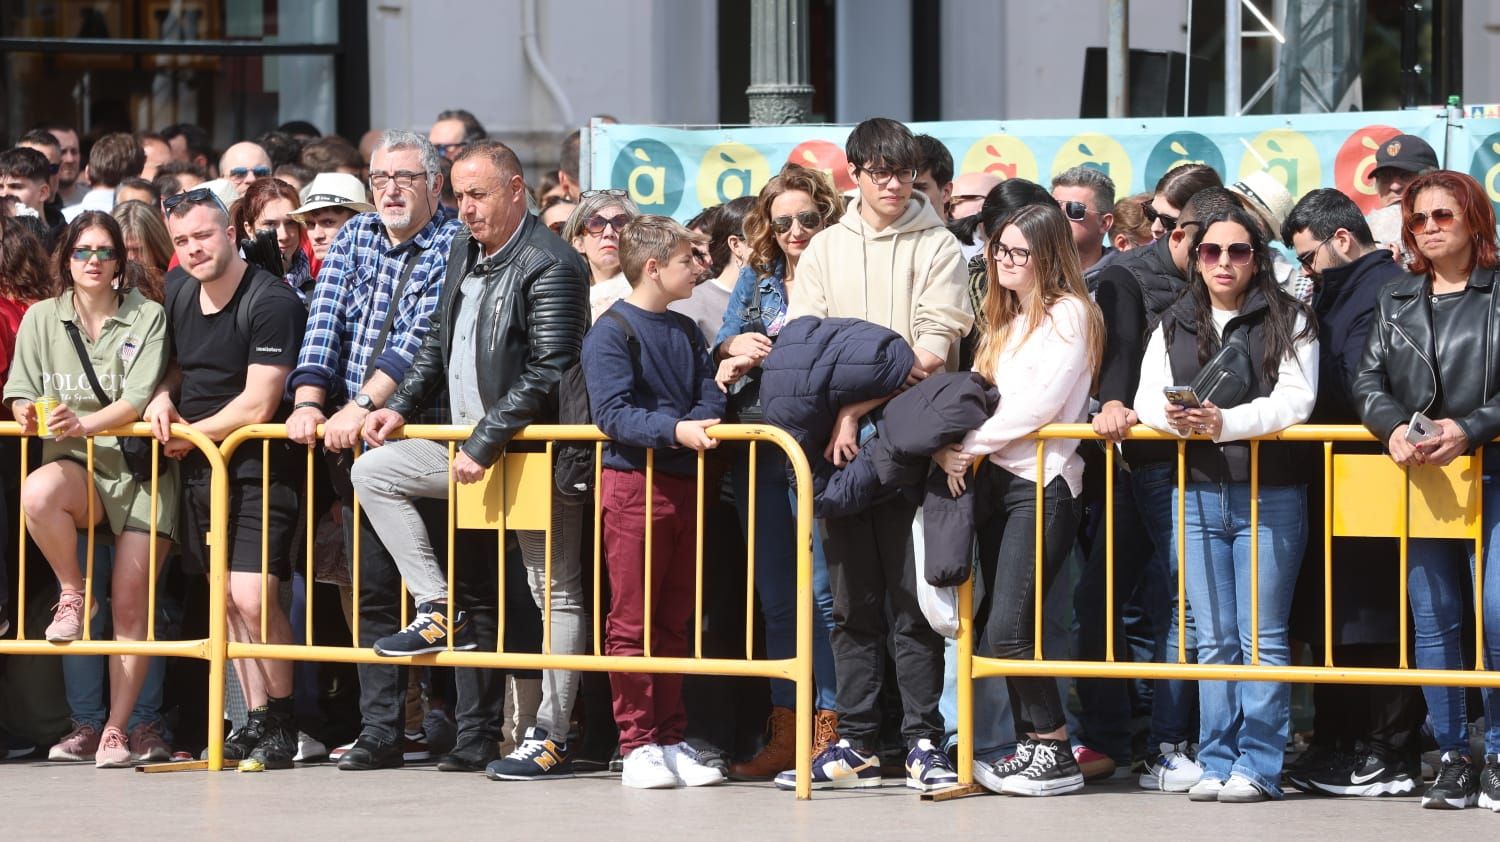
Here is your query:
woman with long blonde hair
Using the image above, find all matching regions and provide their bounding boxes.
[933,201,1103,797]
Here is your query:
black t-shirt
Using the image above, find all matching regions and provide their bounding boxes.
[167,264,305,423]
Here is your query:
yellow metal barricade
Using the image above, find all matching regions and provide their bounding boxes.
[955,423,1497,786]
[217,422,817,797]
[0,422,231,771]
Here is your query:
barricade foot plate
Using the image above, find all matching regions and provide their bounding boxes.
[136,759,240,773]
[920,783,988,801]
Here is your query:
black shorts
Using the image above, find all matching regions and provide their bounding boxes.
[180,448,303,579]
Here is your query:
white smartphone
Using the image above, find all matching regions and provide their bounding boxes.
[1406,411,1440,446]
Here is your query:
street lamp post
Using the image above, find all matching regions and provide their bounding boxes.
[747,0,813,125]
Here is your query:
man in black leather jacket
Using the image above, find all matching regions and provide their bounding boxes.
[351,140,590,777]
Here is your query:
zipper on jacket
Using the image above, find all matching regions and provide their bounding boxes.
[1389,320,1438,416]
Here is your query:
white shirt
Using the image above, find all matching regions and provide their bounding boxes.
[62,187,115,222]
[590,274,631,324]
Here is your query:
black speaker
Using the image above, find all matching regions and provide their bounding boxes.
[1079,47,1210,118]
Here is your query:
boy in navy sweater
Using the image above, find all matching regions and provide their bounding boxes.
[581,215,726,789]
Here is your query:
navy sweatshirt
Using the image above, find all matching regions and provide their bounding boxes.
[582,300,726,476]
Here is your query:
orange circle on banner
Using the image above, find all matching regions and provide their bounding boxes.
[1334,125,1402,214]
[787,140,855,192]
[697,142,771,208]
[1051,134,1133,194]
[960,135,1039,183]
[1239,130,1321,200]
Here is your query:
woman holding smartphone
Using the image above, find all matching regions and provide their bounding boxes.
[1354,170,1500,812]
[1134,203,1317,803]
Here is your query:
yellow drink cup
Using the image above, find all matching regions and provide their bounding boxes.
[34,396,58,439]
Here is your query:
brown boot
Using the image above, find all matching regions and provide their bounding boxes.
[813,709,839,757]
[729,706,795,781]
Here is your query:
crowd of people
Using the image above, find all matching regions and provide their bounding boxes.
[0,110,1497,812]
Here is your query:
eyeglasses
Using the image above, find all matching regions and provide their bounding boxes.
[547,220,566,234]
[1140,202,1178,231]
[1406,207,1461,233]
[227,166,271,181]
[1296,233,1336,270]
[990,243,1032,266]
[70,246,117,262]
[856,166,918,186]
[369,170,426,190]
[1060,201,1099,222]
[580,188,629,201]
[47,162,60,175]
[1195,242,1256,266]
[163,186,229,217]
[770,211,823,234]
[435,142,467,159]
[584,213,631,236]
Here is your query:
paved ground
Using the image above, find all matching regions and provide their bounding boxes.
[3,762,1498,840]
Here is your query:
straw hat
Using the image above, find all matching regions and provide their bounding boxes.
[289,172,375,219]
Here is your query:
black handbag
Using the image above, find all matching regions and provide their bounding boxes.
[62,319,155,482]
[725,280,767,423]
[1188,325,1256,409]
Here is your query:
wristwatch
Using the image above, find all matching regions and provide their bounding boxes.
[353,393,376,411]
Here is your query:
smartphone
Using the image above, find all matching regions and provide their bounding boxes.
[1164,386,1202,409]
[1406,411,1440,446]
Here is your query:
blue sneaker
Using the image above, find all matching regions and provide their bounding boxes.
[774,739,882,790]
[373,604,476,656]
[906,739,959,792]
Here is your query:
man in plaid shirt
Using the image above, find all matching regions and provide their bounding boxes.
[286,130,475,772]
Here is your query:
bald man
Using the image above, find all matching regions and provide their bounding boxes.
[948,171,1002,221]
[219,141,273,197]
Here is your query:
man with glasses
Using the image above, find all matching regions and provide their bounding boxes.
[428,109,488,160]
[219,141,275,198]
[1051,166,1117,282]
[285,130,466,772]
[1363,133,1439,258]
[781,117,971,793]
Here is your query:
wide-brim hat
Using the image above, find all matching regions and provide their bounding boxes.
[290,172,375,219]
[1230,170,1295,233]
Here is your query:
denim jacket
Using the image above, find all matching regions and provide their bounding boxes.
[715,260,789,351]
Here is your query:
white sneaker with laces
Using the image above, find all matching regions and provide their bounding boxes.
[621,744,678,789]
[663,742,725,787]
[1188,777,1224,802]
[1218,773,1269,803]
[1140,741,1204,792]
[294,732,329,763]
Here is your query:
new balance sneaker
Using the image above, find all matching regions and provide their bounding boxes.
[486,727,573,780]
[1479,755,1500,812]
[48,722,100,762]
[94,727,134,769]
[1187,777,1225,802]
[621,744,678,789]
[247,714,296,770]
[663,742,725,787]
[974,739,1038,794]
[1421,752,1478,810]
[1000,739,1084,796]
[1297,751,1415,797]
[373,604,477,656]
[1218,772,1269,803]
[905,739,959,792]
[128,721,172,763]
[774,739,882,791]
[1139,741,1204,792]
[294,731,329,763]
[1073,745,1117,781]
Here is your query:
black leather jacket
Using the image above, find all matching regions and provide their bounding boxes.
[386,214,589,466]
[1354,267,1500,448]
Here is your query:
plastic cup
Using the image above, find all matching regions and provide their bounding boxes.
[34,396,58,439]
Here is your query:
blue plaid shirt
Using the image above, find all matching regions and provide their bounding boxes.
[289,207,462,418]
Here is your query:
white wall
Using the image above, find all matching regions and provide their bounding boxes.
[1463,1,1500,107]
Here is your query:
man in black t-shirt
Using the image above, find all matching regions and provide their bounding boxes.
[150,189,307,770]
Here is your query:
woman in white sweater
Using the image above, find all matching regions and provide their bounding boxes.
[933,202,1104,797]
[1134,203,1318,803]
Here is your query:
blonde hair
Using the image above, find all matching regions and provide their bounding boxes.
[619,215,708,285]
[744,163,844,277]
[974,203,1104,385]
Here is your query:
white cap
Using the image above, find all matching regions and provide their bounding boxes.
[290,172,375,219]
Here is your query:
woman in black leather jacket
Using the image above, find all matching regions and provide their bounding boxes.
[1353,170,1500,810]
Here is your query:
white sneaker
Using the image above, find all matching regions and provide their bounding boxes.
[1139,741,1204,792]
[1218,773,1269,803]
[294,732,329,763]
[1187,777,1224,802]
[663,742,725,787]
[621,744,678,789]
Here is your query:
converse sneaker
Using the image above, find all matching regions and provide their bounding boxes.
[294,731,329,763]
[373,604,477,656]
[774,739,882,791]
[973,738,1038,794]
[1218,772,1269,803]
[1422,752,1478,809]
[1000,739,1084,796]
[1298,751,1415,797]
[486,727,573,780]
[1478,755,1500,812]
[1073,745,1117,781]
[1139,741,1204,792]
[1188,777,1225,801]
[663,741,725,787]
[94,726,134,769]
[621,744,678,789]
[905,739,959,792]
[48,722,100,762]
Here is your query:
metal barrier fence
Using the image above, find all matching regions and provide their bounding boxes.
[217,423,818,797]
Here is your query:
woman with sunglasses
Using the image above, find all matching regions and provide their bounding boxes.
[4,211,178,767]
[712,163,844,780]
[560,189,642,322]
[540,197,576,239]
[231,177,315,302]
[1146,164,1222,241]
[1134,203,1318,802]
[1354,170,1500,811]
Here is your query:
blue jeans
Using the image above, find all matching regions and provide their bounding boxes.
[1134,462,1200,748]
[1407,471,1500,756]
[728,445,837,710]
[1178,482,1305,799]
[63,535,167,731]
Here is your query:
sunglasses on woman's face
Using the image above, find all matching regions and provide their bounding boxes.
[1195,242,1255,266]
[584,214,631,236]
[1406,207,1461,233]
[1140,202,1178,231]
[770,211,823,234]
[71,246,117,262]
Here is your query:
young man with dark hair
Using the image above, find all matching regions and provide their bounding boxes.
[0,146,55,220]
[781,116,971,792]
[64,132,144,222]
[913,134,954,222]
[114,176,159,208]
[16,130,66,230]
[161,123,215,172]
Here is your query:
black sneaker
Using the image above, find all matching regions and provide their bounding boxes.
[999,739,1084,796]
[1300,751,1415,797]
[1422,751,1478,809]
[1479,755,1500,812]
[373,604,477,656]
[486,727,573,780]
[248,715,296,770]
[337,734,404,771]
[437,738,499,773]
[973,739,1036,794]
[221,719,265,761]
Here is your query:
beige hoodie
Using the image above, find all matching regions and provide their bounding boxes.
[786,191,973,367]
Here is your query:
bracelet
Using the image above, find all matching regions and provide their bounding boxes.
[293,401,324,411]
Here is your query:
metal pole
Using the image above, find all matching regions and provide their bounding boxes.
[1225,0,1242,115]
[747,0,814,125]
[1107,0,1130,118]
